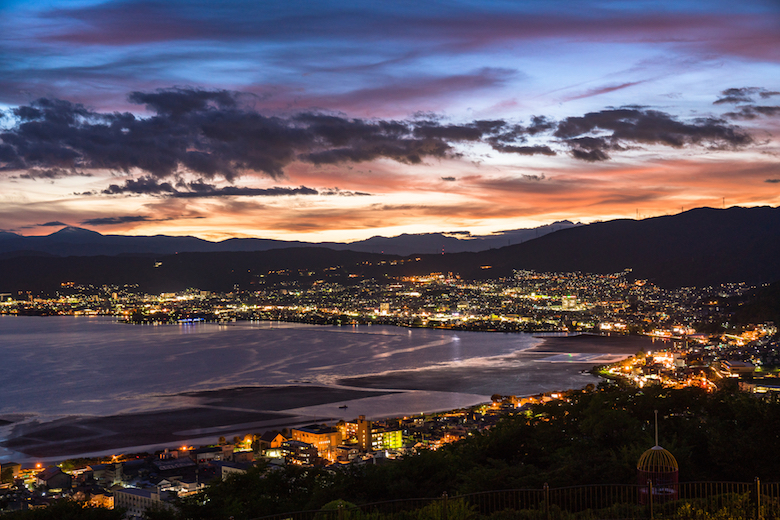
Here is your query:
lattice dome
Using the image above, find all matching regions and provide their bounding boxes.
[637,445,679,473]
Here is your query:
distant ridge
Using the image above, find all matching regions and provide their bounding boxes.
[0,221,579,257]
[0,207,778,293]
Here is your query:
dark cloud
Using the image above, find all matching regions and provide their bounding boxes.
[318,188,372,196]
[102,176,177,195]
[1,90,758,179]
[441,176,456,181]
[36,221,68,227]
[723,106,780,120]
[127,88,242,118]
[526,116,555,135]
[484,117,555,154]
[97,175,367,198]
[17,168,92,180]
[714,87,780,105]
[554,108,751,160]
[564,81,647,102]
[170,185,318,198]
[565,136,624,162]
[80,215,165,226]
[491,144,556,156]
[412,120,504,141]
[1,89,490,179]
[766,179,780,184]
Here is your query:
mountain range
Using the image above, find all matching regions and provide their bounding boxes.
[0,206,778,294]
[0,221,579,258]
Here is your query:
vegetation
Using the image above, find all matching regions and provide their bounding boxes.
[136,384,780,519]
[10,384,780,519]
[731,280,780,325]
[0,500,123,520]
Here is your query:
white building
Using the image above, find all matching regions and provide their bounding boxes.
[114,488,175,519]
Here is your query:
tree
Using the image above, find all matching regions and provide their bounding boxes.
[0,500,124,520]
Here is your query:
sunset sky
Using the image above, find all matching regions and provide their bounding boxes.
[1,0,779,242]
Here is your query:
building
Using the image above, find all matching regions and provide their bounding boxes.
[114,488,175,520]
[357,416,371,451]
[0,461,21,481]
[561,295,577,310]
[740,381,780,401]
[371,428,403,451]
[190,446,226,465]
[152,458,197,474]
[281,440,319,466]
[217,461,254,479]
[291,425,343,461]
[89,462,123,486]
[341,416,403,452]
[258,431,287,452]
[35,467,72,490]
[335,445,360,462]
[719,360,755,377]
[233,450,255,463]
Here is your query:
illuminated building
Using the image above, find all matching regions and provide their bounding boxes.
[372,428,403,450]
[718,360,755,377]
[281,440,318,465]
[357,416,371,451]
[291,426,342,461]
[343,416,403,452]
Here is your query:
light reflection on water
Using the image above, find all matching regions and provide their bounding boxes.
[0,316,647,428]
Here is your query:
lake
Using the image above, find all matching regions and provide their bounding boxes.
[0,315,654,461]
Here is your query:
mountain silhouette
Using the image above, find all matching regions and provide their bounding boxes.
[0,207,777,294]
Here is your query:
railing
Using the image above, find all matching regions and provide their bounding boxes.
[252,480,780,520]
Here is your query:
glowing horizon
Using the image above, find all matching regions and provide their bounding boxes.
[1,0,778,241]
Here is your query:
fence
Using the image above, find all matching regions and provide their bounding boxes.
[252,480,780,520]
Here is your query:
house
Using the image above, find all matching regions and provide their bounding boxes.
[35,467,72,490]
[258,431,287,451]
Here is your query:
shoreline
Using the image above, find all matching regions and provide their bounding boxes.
[0,333,652,464]
[0,385,487,463]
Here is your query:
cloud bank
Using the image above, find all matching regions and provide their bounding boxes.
[0,88,757,182]
[95,176,368,198]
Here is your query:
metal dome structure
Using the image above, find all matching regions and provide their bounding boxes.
[637,412,679,504]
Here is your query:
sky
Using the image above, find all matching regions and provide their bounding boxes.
[1,0,779,242]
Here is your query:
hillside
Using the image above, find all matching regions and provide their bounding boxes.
[0,206,778,294]
[0,221,578,257]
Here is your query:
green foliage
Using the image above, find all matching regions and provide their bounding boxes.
[143,502,180,520]
[669,492,755,520]
[406,499,477,520]
[0,500,124,520]
[175,462,340,520]
[59,457,109,473]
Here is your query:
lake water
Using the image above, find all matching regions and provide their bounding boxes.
[0,315,649,461]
